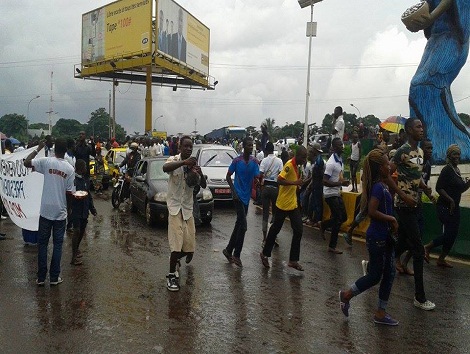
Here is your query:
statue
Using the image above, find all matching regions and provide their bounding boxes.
[405,0,470,163]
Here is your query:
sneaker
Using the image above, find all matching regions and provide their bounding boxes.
[339,291,350,317]
[166,274,180,292]
[343,233,353,246]
[36,279,45,287]
[175,260,181,279]
[373,314,399,326]
[413,298,436,311]
[361,260,369,276]
[50,277,63,286]
[222,248,233,263]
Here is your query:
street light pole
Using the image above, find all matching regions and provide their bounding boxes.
[27,95,40,138]
[298,0,322,147]
[350,103,361,118]
[153,115,163,130]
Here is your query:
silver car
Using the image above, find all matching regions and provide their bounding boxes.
[192,144,238,201]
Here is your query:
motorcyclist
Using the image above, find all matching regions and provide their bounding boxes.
[119,142,141,198]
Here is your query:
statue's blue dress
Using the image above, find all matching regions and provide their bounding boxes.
[409,0,470,162]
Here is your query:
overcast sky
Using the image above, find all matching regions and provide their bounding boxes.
[1,0,469,137]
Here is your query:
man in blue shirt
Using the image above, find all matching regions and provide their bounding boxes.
[223,137,260,267]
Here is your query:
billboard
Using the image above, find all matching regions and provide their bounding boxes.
[81,0,152,64]
[156,0,210,76]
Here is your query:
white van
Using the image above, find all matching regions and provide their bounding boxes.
[274,138,297,148]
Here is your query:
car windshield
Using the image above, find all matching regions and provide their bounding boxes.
[200,149,237,167]
[148,160,168,180]
[115,152,127,165]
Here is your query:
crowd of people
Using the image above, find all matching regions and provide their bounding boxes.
[1,110,468,328]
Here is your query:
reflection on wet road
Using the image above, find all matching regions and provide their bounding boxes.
[0,192,469,353]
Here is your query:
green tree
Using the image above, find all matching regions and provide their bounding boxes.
[458,113,470,126]
[86,108,126,142]
[263,117,276,139]
[52,118,85,140]
[0,113,28,142]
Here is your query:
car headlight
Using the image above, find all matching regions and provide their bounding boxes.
[154,192,167,202]
[201,188,213,201]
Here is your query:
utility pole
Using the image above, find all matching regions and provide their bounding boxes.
[47,71,54,135]
[108,90,112,139]
[112,79,117,139]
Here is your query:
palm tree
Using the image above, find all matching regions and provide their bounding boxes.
[263,117,276,140]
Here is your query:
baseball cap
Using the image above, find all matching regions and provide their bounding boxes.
[130,142,139,148]
[312,142,323,153]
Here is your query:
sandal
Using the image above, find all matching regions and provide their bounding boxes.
[288,262,304,271]
[403,267,414,276]
[70,258,83,266]
[437,260,453,268]
[395,263,405,274]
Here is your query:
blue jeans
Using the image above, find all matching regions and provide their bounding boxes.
[37,216,66,282]
[226,199,249,258]
[352,238,396,310]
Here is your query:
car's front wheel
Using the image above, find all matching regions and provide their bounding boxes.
[145,202,156,226]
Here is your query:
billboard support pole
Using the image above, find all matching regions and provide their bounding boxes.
[145,67,153,134]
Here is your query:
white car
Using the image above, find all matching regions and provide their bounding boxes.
[192,144,238,201]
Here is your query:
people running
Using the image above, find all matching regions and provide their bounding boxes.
[424,144,470,268]
[163,136,206,291]
[260,146,308,271]
[223,136,260,267]
[391,117,435,311]
[339,148,399,326]
[321,137,350,253]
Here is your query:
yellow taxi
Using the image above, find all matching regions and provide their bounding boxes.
[90,147,128,189]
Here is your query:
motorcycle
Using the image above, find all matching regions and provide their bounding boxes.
[111,167,128,208]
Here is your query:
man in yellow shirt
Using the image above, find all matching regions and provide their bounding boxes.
[260,146,307,271]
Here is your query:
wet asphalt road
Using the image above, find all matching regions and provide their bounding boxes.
[1,191,470,354]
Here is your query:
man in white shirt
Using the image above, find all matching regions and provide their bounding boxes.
[332,106,345,141]
[259,142,283,244]
[24,138,75,286]
[321,137,350,254]
[163,136,206,292]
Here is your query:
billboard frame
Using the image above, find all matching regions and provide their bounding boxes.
[76,0,215,90]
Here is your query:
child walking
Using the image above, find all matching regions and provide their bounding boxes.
[70,159,97,265]
[338,149,399,325]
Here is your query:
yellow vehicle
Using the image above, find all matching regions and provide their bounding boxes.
[90,147,128,189]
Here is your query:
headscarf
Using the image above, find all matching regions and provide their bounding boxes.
[446,144,460,164]
[359,148,388,214]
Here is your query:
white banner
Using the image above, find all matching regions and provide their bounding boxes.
[0,147,44,231]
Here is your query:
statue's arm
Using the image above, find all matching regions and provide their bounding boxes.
[407,0,454,32]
